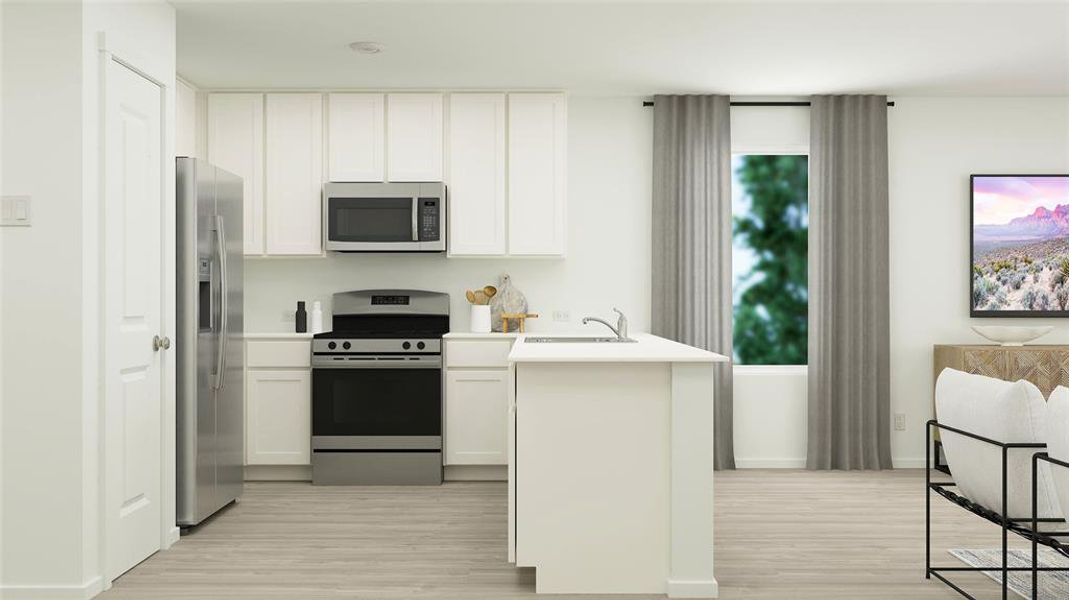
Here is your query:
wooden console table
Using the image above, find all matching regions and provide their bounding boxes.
[932,344,1069,472]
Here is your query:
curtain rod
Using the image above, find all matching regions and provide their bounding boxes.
[641,100,895,107]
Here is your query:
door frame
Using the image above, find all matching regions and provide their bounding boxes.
[94,31,177,588]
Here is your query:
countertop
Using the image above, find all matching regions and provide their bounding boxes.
[443,332,521,339]
[507,333,730,363]
[243,332,315,339]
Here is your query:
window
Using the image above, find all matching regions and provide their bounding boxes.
[731,154,809,365]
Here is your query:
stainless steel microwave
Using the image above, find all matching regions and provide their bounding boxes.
[323,182,446,252]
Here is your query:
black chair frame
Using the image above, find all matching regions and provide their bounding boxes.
[926,420,1069,600]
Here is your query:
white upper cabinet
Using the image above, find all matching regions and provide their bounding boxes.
[176,79,197,158]
[387,93,443,182]
[208,93,264,255]
[265,93,324,255]
[327,93,385,182]
[508,93,567,256]
[447,93,507,256]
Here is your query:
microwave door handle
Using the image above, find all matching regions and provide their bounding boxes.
[411,197,419,242]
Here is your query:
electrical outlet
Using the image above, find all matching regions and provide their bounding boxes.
[894,413,906,431]
[282,310,295,322]
[553,310,570,323]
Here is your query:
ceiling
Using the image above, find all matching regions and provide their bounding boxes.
[174,1,1069,96]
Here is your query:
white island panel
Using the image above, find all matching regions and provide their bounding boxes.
[516,363,671,593]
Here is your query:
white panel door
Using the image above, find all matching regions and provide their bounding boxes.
[328,93,384,182]
[447,94,506,255]
[265,93,324,255]
[246,370,311,465]
[445,370,509,465]
[104,59,164,579]
[208,93,264,254]
[387,93,443,181]
[508,93,566,256]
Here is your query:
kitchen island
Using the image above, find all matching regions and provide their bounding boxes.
[507,333,728,598]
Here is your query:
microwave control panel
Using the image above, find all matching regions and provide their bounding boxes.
[418,198,441,242]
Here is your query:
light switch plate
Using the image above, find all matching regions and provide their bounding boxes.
[894,413,906,431]
[553,310,570,323]
[1,196,32,227]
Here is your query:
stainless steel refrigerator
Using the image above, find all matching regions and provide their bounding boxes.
[176,157,244,528]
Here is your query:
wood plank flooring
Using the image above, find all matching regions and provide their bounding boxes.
[101,470,1022,599]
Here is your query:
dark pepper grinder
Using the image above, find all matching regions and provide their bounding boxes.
[295,301,307,333]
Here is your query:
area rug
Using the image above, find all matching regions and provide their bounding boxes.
[949,548,1069,599]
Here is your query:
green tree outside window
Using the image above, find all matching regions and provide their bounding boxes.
[732,155,808,365]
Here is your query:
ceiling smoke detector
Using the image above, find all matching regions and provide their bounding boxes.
[349,41,384,55]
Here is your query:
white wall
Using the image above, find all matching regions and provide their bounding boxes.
[244,96,653,335]
[1,0,176,596]
[889,97,1069,466]
[1,1,88,591]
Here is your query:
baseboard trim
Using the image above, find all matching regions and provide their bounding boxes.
[244,464,312,481]
[667,578,719,598]
[444,465,506,481]
[0,576,103,599]
[734,458,806,469]
[892,458,927,469]
[165,526,180,547]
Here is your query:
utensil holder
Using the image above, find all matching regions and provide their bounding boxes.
[470,305,491,333]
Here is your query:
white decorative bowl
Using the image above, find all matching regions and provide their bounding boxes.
[971,325,1054,346]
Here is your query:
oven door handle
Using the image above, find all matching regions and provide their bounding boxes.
[312,358,442,369]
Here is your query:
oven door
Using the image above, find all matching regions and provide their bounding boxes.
[311,356,442,450]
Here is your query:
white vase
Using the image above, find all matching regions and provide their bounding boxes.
[470,305,491,333]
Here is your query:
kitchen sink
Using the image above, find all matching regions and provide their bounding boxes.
[524,336,637,343]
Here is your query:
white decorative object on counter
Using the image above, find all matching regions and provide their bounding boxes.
[971,325,1054,346]
[470,305,491,333]
[489,274,527,332]
[311,300,324,334]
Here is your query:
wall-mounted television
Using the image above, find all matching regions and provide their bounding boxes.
[972,174,1069,317]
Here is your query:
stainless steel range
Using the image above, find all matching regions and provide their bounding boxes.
[311,289,449,485]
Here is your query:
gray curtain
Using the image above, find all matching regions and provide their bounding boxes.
[651,95,735,470]
[807,95,892,470]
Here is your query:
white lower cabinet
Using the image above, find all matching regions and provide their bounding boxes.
[443,337,515,467]
[445,370,509,465]
[245,338,311,466]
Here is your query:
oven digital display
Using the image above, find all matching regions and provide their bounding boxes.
[371,295,410,305]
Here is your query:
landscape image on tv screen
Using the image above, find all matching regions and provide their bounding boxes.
[973,175,1069,314]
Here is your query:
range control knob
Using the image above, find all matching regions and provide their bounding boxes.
[402,341,412,350]
[327,341,337,350]
[342,341,351,350]
[417,341,426,350]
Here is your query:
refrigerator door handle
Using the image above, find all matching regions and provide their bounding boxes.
[214,215,228,390]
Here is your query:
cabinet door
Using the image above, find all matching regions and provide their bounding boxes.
[508,93,566,256]
[328,93,384,182]
[387,93,443,182]
[208,93,264,255]
[445,370,509,465]
[447,94,506,256]
[265,93,323,255]
[246,369,311,465]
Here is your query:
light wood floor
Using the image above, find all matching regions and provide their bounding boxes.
[101,470,1022,599]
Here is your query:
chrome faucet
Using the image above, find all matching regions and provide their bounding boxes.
[582,308,629,340]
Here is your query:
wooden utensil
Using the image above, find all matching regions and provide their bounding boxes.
[474,290,488,305]
[483,286,497,299]
[465,289,477,304]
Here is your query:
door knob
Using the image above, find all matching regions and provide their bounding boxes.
[153,335,171,351]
